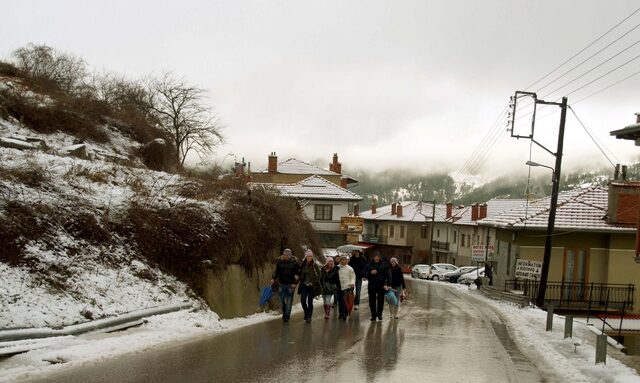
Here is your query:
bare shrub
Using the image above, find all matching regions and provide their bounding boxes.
[222,188,322,274]
[0,201,54,265]
[3,90,109,142]
[0,159,49,187]
[0,60,20,77]
[120,202,225,292]
[64,165,110,184]
[62,210,111,243]
[12,44,87,94]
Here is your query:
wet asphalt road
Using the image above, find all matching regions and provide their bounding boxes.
[33,280,542,383]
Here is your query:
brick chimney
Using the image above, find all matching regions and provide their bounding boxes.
[330,153,342,174]
[608,182,640,225]
[340,177,348,188]
[391,203,397,215]
[471,203,479,221]
[371,201,377,215]
[479,203,488,220]
[268,152,278,173]
[397,203,403,217]
[636,112,640,124]
[446,202,453,219]
[354,203,360,217]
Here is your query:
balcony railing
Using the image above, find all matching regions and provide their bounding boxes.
[362,234,387,244]
[505,280,634,311]
[431,240,449,251]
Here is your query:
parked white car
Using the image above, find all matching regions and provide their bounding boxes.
[411,264,431,279]
[428,263,459,281]
[458,267,485,285]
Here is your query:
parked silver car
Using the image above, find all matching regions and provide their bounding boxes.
[428,263,458,281]
[411,264,431,279]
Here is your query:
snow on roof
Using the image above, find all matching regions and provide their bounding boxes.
[454,198,528,226]
[479,186,635,233]
[359,201,450,223]
[258,158,338,175]
[253,175,362,201]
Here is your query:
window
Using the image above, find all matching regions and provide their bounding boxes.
[314,204,333,220]
[436,229,440,238]
[461,234,465,247]
[400,225,405,239]
[453,230,457,244]
[420,225,428,239]
[389,225,395,237]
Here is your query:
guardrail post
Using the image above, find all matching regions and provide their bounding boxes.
[564,315,573,339]
[546,303,554,332]
[595,334,607,364]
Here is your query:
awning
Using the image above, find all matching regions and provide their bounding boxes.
[336,243,375,253]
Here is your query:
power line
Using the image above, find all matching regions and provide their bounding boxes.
[564,51,640,97]
[459,110,509,178]
[574,68,640,104]
[542,37,640,99]
[525,5,640,90]
[536,20,640,93]
[568,106,619,168]
[456,104,509,177]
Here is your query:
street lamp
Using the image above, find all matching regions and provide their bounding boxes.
[525,160,554,176]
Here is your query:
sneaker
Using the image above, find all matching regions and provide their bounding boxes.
[354,305,359,310]
[370,317,376,321]
[378,316,383,321]
[394,316,399,319]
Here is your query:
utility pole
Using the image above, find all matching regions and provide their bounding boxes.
[509,92,568,309]
[536,96,567,308]
[429,200,436,264]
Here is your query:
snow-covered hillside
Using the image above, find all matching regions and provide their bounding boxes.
[0,111,224,329]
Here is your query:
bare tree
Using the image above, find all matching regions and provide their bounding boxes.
[146,73,223,166]
[12,44,87,93]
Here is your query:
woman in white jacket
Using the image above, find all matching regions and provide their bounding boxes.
[338,256,356,320]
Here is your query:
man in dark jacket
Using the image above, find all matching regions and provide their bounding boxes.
[271,248,299,322]
[365,251,391,321]
[348,250,367,310]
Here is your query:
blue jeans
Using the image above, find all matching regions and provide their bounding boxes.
[354,277,363,305]
[279,285,294,321]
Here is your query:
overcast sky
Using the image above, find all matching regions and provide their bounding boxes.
[2,0,639,181]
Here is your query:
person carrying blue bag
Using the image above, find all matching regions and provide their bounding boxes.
[388,257,406,319]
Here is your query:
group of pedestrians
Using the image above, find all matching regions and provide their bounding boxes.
[271,248,406,323]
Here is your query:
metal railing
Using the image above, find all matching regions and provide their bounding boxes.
[431,240,449,251]
[504,280,634,311]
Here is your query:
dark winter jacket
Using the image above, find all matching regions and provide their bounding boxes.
[320,266,341,295]
[272,258,300,285]
[389,265,406,289]
[298,260,322,296]
[365,259,391,290]
[348,255,368,278]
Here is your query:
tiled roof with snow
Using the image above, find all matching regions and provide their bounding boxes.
[253,175,362,201]
[359,201,450,223]
[258,158,338,175]
[454,198,528,226]
[479,186,635,233]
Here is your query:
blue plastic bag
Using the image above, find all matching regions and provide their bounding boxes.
[259,286,274,306]
[385,289,398,306]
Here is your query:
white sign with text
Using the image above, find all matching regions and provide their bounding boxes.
[515,259,542,280]
[471,245,494,262]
